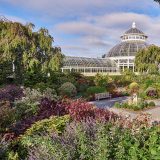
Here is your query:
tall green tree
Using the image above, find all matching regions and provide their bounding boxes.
[0,17,63,83]
[135,45,160,74]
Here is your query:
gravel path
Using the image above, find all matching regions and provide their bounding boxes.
[89,96,128,108]
[90,97,160,122]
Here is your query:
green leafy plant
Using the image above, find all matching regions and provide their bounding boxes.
[22,115,70,137]
[148,101,156,107]
[129,82,139,94]
[58,82,77,98]
[86,86,106,96]
[94,73,110,87]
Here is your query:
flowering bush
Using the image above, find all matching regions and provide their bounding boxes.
[58,82,77,98]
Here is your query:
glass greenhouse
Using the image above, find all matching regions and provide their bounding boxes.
[62,56,118,74]
[105,22,149,72]
[62,22,150,75]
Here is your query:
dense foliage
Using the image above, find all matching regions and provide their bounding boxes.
[17,115,160,160]
[135,46,160,73]
[0,17,63,84]
[0,85,23,103]
[58,82,77,98]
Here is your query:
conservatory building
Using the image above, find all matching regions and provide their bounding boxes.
[62,22,150,75]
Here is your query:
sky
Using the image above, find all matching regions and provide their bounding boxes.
[0,0,160,58]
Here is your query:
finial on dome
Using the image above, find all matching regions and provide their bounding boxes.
[132,22,136,28]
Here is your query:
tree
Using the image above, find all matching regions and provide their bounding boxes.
[94,73,110,87]
[48,47,64,71]
[0,17,63,84]
[154,0,160,4]
[135,45,160,74]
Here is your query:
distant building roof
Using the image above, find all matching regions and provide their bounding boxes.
[63,56,117,68]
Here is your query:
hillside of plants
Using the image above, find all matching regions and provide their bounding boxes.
[0,18,160,160]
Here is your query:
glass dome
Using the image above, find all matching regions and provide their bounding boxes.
[107,41,149,57]
[106,22,149,57]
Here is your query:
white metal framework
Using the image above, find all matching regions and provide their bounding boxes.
[61,56,119,74]
[61,22,150,75]
[106,22,149,72]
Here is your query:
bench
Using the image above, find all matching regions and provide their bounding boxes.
[95,92,112,101]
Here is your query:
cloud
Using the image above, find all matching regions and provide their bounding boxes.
[1,0,160,57]
[55,22,106,37]
[54,12,160,57]
[1,0,158,19]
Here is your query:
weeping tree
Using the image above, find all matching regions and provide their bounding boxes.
[135,45,160,74]
[0,16,63,84]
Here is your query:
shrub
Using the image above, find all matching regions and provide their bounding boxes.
[148,101,156,107]
[94,73,110,87]
[10,98,68,136]
[76,77,89,93]
[64,99,95,121]
[0,85,23,103]
[22,88,43,103]
[86,86,106,97]
[115,101,149,111]
[24,120,160,160]
[14,88,43,121]
[40,98,67,117]
[145,87,158,98]
[58,82,77,98]
[8,116,70,160]
[129,82,139,94]
[114,102,121,108]
[14,101,39,121]
[22,115,70,137]
[0,102,15,131]
[64,99,117,122]
[42,88,58,101]
[139,101,148,110]
[34,82,53,93]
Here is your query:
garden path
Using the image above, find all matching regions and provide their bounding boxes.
[90,97,160,122]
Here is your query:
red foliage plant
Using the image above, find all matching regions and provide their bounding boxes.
[9,98,117,138]
[64,99,118,122]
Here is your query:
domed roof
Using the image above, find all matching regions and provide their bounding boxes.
[125,28,144,35]
[105,22,149,58]
[124,22,145,35]
[107,41,149,57]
